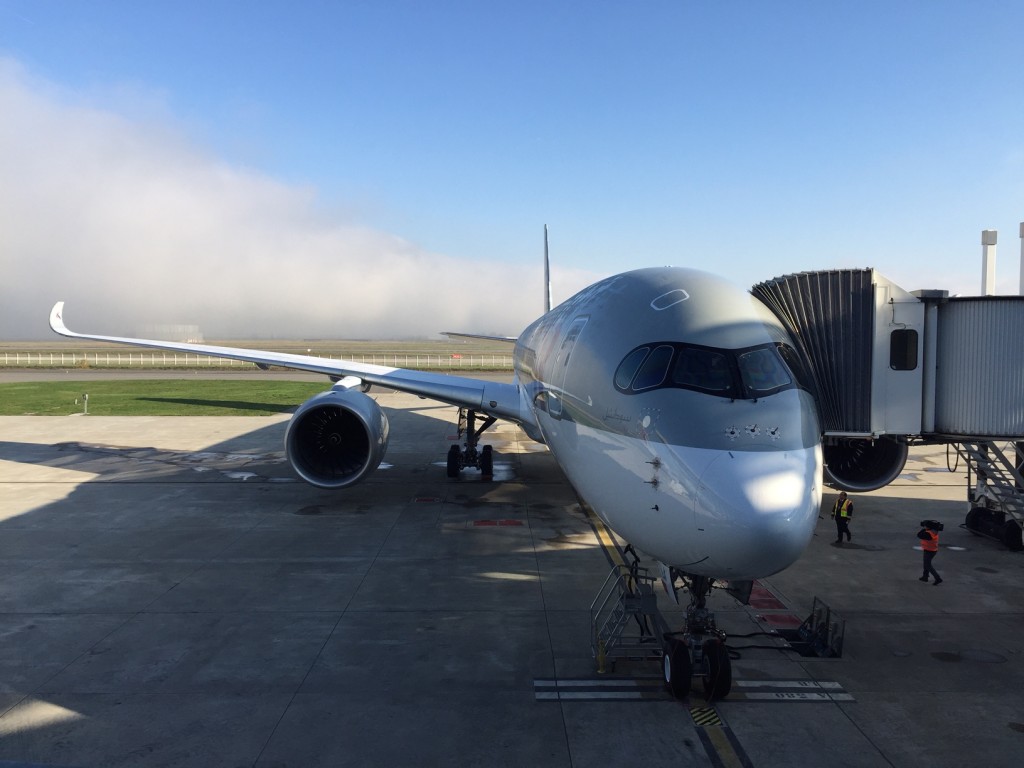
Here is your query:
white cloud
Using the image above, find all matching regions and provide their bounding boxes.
[0,59,596,340]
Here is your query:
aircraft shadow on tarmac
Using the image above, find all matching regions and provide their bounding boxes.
[0,398,636,767]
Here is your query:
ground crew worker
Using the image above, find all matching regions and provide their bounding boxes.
[831,491,853,545]
[918,522,943,585]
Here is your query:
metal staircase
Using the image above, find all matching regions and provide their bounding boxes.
[590,562,671,670]
[954,441,1024,551]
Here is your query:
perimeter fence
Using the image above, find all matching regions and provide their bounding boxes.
[0,351,514,371]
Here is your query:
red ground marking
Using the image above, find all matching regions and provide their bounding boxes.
[756,613,803,629]
[473,520,524,527]
[749,582,787,610]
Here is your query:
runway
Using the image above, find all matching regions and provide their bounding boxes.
[1,390,1023,766]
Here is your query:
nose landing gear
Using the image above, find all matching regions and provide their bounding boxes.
[591,551,734,701]
[662,574,733,701]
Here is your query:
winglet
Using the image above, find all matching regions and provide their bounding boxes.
[49,301,71,336]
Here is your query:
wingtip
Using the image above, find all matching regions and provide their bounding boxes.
[49,301,68,334]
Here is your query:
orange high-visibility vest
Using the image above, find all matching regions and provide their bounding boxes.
[921,530,939,552]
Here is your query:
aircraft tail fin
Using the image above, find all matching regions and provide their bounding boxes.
[544,224,552,314]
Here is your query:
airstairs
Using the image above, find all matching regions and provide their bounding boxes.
[591,561,670,671]
[954,441,1024,551]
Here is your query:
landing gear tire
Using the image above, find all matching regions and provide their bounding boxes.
[663,639,692,700]
[480,445,494,480]
[702,638,732,702]
[446,445,461,478]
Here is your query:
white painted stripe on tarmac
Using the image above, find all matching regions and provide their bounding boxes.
[536,691,661,701]
[535,678,853,703]
[738,692,855,702]
[733,679,843,689]
[534,678,659,688]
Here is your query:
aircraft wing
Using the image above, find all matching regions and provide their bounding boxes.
[442,331,518,343]
[49,302,526,422]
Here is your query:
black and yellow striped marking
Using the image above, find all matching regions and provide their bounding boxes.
[690,705,722,726]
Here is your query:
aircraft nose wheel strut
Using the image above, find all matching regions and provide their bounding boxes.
[447,408,496,479]
[662,574,733,702]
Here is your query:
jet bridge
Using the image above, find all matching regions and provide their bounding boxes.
[752,269,1024,549]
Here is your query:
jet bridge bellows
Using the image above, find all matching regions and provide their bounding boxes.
[751,269,924,437]
[752,270,874,433]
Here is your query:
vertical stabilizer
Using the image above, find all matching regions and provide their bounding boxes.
[544,224,552,313]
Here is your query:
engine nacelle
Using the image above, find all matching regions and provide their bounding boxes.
[823,436,908,493]
[285,389,389,489]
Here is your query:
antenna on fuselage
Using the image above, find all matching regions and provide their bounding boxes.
[544,224,552,313]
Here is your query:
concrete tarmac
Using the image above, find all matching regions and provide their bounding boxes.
[1,392,1023,767]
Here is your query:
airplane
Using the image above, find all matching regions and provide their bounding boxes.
[49,262,824,701]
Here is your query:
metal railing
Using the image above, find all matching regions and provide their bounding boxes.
[0,351,514,370]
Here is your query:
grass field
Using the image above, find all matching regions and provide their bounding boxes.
[0,380,330,416]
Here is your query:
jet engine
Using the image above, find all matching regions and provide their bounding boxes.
[823,436,908,493]
[285,388,389,489]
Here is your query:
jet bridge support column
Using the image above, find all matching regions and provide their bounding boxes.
[982,230,998,296]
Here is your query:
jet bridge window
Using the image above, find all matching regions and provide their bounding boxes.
[889,329,918,370]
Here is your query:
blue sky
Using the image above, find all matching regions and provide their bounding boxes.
[2,1,1023,338]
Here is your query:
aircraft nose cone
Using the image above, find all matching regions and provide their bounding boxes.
[695,447,821,578]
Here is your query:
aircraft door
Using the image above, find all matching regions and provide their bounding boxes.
[548,316,588,419]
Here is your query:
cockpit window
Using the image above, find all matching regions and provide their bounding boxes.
[631,345,674,391]
[737,346,791,395]
[671,347,733,394]
[776,343,814,392]
[613,347,650,390]
[614,341,804,399]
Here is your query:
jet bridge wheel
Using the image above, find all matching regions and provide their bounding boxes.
[702,638,732,701]
[663,638,692,700]
[964,508,982,536]
[1001,520,1023,552]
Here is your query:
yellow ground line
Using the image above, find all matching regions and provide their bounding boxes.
[583,505,627,568]
[704,725,746,768]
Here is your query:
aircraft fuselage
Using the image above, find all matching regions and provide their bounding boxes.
[513,267,822,580]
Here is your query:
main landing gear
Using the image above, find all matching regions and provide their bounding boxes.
[446,408,496,480]
[662,574,733,702]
